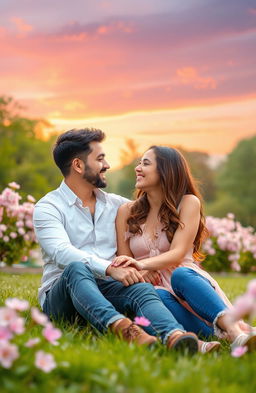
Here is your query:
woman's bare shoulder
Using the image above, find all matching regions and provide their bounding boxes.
[179,194,201,210]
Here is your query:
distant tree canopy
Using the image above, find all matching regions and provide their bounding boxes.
[0,96,62,200]
[207,135,256,227]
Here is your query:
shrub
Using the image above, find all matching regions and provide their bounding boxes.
[0,182,37,266]
[202,214,256,273]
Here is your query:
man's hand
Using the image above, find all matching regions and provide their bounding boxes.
[106,265,145,286]
[140,270,162,286]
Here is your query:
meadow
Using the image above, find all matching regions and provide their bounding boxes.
[1,272,256,393]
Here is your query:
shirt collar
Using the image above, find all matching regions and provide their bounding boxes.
[59,180,107,206]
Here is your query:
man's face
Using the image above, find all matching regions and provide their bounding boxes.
[83,141,110,188]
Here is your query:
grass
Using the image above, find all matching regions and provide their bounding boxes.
[1,272,256,393]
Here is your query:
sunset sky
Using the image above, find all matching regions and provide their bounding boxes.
[1,0,256,167]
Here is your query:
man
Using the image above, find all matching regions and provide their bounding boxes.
[33,128,198,353]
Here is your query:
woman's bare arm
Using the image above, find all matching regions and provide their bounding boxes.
[115,202,134,257]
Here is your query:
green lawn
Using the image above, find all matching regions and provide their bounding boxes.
[1,272,256,393]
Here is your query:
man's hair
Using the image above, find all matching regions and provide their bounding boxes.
[53,128,105,176]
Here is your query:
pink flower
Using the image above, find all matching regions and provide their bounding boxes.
[0,224,7,232]
[231,260,241,272]
[35,350,56,373]
[0,341,19,368]
[16,220,24,228]
[25,337,40,347]
[0,326,13,341]
[3,235,9,242]
[9,317,25,334]
[5,298,29,311]
[8,182,20,190]
[27,195,36,203]
[231,345,248,358]
[247,279,256,298]
[18,227,25,236]
[229,294,255,321]
[25,219,33,229]
[134,316,151,327]
[0,307,17,327]
[31,307,48,326]
[43,323,62,345]
[10,232,17,239]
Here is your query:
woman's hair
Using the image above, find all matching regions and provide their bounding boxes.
[127,145,208,261]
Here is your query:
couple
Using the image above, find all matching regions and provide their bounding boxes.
[33,128,255,355]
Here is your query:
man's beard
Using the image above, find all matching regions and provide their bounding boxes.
[83,165,107,188]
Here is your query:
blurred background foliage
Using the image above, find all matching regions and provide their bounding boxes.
[1,95,256,227]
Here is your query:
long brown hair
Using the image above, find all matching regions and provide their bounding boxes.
[127,146,208,261]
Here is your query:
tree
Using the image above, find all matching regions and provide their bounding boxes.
[178,148,216,202]
[214,135,256,226]
[0,96,61,200]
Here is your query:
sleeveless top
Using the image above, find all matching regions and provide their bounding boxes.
[128,223,195,291]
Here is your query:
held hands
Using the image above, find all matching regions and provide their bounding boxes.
[111,255,143,270]
[140,270,162,286]
[106,265,145,287]
[109,255,162,286]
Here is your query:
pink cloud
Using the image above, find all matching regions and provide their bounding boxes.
[176,67,217,90]
[10,17,33,36]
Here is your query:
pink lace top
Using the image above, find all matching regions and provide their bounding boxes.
[128,223,196,291]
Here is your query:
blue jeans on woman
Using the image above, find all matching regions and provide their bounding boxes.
[43,261,185,343]
[157,267,228,338]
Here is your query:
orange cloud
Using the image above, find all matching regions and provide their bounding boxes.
[176,67,217,90]
[97,21,134,35]
[10,17,33,36]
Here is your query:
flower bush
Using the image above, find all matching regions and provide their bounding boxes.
[0,182,37,266]
[201,214,256,273]
[0,297,62,372]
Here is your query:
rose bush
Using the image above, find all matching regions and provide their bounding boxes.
[0,182,37,266]
[202,214,256,273]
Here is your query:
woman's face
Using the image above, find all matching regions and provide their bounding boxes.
[135,149,161,190]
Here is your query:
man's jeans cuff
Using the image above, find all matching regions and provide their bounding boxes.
[106,314,126,329]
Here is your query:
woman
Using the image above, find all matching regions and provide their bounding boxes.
[112,145,256,353]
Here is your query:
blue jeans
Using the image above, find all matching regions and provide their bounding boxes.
[157,290,214,337]
[43,262,185,343]
[157,267,228,338]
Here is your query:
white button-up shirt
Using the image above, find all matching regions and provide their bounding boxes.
[33,181,129,307]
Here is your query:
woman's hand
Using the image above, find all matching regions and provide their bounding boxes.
[111,255,135,266]
[140,270,162,286]
[111,255,144,270]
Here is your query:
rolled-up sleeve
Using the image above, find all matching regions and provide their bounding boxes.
[33,203,111,278]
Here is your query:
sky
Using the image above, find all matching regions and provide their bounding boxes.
[1,0,256,168]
